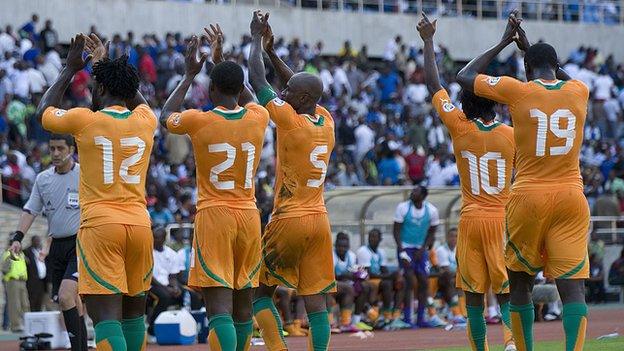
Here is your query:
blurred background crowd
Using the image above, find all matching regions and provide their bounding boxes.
[0,13,624,230]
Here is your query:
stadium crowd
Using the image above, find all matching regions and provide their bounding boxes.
[0,11,622,341]
[1,15,624,227]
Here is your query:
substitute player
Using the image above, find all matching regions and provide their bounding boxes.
[457,14,590,351]
[418,13,517,351]
[248,11,336,351]
[160,29,268,351]
[36,34,156,351]
[9,134,86,351]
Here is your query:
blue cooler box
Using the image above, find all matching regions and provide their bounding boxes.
[191,309,209,343]
[154,310,197,345]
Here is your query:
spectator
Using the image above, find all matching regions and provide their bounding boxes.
[608,248,624,287]
[586,253,606,303]
[19,14,39,40]
[332,232,361,333]
[149,200,175,226]
[377,149,401,185]
[39,20,57,53]
[24,235,46,312]
[2,242,29,332]
[2,153,22,207]
[148,226,182,338]
[434,228,464,323]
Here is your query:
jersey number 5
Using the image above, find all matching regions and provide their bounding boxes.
[530,109,576,156]
[94,136,146,184]
[209,142,256,190]
[307,145,328,188]
[460,151,506,195]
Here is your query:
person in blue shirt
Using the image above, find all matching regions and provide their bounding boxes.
[149,200,174,226]
[393,185,441,328]
[377,64,402,104]
[377,148,401,185]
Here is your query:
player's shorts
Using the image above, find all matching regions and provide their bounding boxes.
[189,207,261,290]
[401,248,430,276]
[505,188,590,279]
[456,216,509,294]
[77,224,152,296]
[47,234,79,302]
[259,213,336,295]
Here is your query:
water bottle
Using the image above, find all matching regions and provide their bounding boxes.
[183,290,191,310]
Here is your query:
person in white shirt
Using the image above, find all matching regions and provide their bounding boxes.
[356,229,403,328]
[333,232,363,332]
[149,227,182,337]
[384,36,402,61]
[10,62,29,100]
[26,65,46,95]
[37,54,59,86]
[434,228,464,323]
[354,120,375,163]
[393,185,442,327]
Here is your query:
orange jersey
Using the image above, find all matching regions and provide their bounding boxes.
[166,104,269,211]
[257,87,335,220]
[474,75,589,191]
[432,89,515,217]
[42,105,157,228]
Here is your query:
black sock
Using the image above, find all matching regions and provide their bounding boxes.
[80,315,88,351]
[62,307,81,351]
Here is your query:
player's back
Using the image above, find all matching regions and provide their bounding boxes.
[166,105,269,210]
[272,105,335,219]
[475,76,588,191]
[432,89,515,216]
[43,104,157,227]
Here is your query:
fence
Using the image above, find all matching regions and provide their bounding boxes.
[173,0,624,25]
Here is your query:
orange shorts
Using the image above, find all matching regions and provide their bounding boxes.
[505,189,590,279]
[259,213,336,295]
[456,216,509,294]
[77,224,153,296]
[189,207,261,290]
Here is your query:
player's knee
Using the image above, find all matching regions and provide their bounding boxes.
[233,304,252,322]
[58,282,78,310]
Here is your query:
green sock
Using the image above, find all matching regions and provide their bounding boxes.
[499,301,512,331]
[563,303,588,351]
[121,317,145,351]
[95,320,127,351]
[466,305,487,351]
[510,303,534,351]
[252,296,287,347]
[209,314,237,351]
[307,310,330,351]
[234,320,253,351]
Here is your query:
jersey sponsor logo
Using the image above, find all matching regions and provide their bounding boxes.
[170,113,182,127]
[54,109,67,117]
[487,76,501,86]
[272,97,285,106]
[441,99,455,112]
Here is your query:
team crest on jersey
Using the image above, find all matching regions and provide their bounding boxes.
[272,97,285,106]
[442,100,455,112]
[170,113,182,127]
[487,76,501,86]
[54,109,67,117]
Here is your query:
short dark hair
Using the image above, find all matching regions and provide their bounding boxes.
[92,55,140,99]
[336,232,349,242]
[50,133,75,147]
[525,43,558,71]
[415,185,428,198]
[210,61,244,96]
[460,90,496,121]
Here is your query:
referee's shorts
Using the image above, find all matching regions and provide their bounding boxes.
[46,234,78,302]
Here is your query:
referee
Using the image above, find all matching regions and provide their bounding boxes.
[9,134,86,351]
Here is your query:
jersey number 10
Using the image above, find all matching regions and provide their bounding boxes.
[460,151,506,195]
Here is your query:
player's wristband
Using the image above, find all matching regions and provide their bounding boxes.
[399,250,412,263]
[9,231,24,244]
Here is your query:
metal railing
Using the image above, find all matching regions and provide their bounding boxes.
[199,0,624,25]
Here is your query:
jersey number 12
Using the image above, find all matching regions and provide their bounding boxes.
[94,136,146,185]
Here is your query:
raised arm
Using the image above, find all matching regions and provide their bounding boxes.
[159,36,207,128]
[263,23,294,86]
[204,24,254,105]
[36,34,91,122]
[456,10,520,92]
[513,25,571,81]
[417,13,442,95]
[249,11,272,94]
[83,33,148,109]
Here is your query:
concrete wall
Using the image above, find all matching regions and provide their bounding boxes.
[3,0,624,60]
